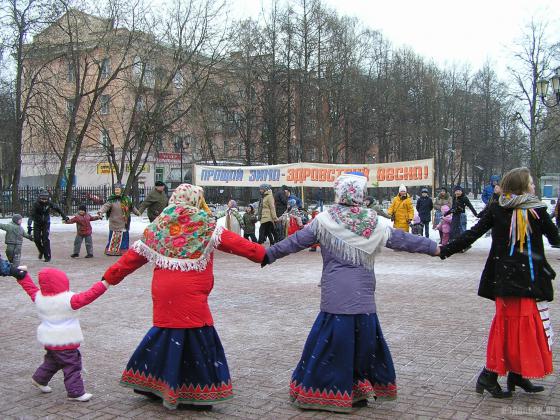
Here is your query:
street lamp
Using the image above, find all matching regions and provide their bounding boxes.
[536,67,560,108]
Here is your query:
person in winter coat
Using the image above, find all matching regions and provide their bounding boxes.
[98,184,140,256]
[481,175,501,205]
[215,200,243,235]
[387,185,414,232]
[434,204,452,245]
[274,186,289,241]
[0,255,27,279]
[27,190,68,262]
[260,173,440,413]
[364,196,390,219]
[11,267,109,401]
[283,198,304,236]
[65,205,102,258]
[410,214,424,236]
[439,167,560,398]
[257,184,278,245]
[0,214,33,266]
[553,194,559,228]
[416,188,433,237]
[242,204,258,242]
[102,183,265,410]
[446,185,478,241]
[433,187,453,243]
[138,181,169,222]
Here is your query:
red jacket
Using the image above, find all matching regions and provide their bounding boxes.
[103,229,266,328]
[66,213,102,236]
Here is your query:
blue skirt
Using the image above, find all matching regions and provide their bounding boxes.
[120,326,232,407]
[290,312,396,413]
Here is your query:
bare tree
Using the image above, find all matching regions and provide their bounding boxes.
[0,0,58,210]
[509,18,559,192]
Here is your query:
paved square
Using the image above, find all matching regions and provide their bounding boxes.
[1,229,559,419]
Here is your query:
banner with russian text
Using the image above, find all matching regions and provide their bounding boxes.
[194,159,434,188]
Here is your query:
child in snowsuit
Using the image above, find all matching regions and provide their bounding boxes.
[410,214,424,236]
[0,255,27,279]
[12,267,109,401]
[65,205,102,258]
[0,214,33,265]
[242,204,258,242]
[434,204,452,245]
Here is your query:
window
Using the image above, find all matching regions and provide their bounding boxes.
[66,99,75,115]
[144,64,155,88]
[173,135,189,153]
[100,129,110,147]
[67,61,75,82]
[173,72,184,89]
[101,58,111,78]
[100,95,110,115]
[132,56,143,78]
[155,167,164,183]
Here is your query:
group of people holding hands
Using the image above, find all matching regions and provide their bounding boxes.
[0,166,559,414]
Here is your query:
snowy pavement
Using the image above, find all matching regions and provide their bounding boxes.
[0,217,559,419]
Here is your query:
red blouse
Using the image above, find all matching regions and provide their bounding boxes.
[103,229,266,328]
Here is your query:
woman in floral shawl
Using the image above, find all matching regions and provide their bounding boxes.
[102,183,266,410]
[98,183,140,256]
[261,172,440,413]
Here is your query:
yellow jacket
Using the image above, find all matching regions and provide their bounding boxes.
[388,194,414,232]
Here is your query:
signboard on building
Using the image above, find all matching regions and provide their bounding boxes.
[126,163,150,173]
[157,152,181,161]
[194,159,434,188]
[96,163,116,174]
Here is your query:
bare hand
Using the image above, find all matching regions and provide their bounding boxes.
[434,246,441,256]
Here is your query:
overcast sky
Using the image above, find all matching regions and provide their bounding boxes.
[227,0,560,77]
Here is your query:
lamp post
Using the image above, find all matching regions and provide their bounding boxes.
[536,67,560,108]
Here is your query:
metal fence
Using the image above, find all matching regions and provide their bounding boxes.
[0,185,386,218]
[0,186,149,217]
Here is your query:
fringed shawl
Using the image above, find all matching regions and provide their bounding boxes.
[312,210,392,271]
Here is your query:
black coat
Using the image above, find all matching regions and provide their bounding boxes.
[28,200,66,226]
[416,196,433,222]
[447,194,477,217]
[274,189,287,216]
[440,203,560,302]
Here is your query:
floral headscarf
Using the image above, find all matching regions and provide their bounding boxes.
[131,183,222,271]
[328,173,378,239]
[313,173,392,271]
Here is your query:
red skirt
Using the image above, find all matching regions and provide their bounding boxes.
[486,297,553,378]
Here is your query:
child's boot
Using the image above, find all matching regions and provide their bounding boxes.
[32,378,52,393]
[69,392,92,402]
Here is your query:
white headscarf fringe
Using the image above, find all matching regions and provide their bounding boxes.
[311,215,392,271]
[132,226,225,272]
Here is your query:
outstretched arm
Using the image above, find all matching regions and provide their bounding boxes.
[17,274,40,302]
[385,229,438,255]
[266,225,318,264]
[102,249,148,285]
[440,208,493,258]
[216,228,266,263]
[70,281,109,310]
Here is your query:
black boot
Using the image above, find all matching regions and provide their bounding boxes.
[475,368,512,398]
[507,372,544,393]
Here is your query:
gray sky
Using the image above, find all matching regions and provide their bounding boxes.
[227,0,560,76]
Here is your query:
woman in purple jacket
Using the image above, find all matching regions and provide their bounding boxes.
[262,173,440,413]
